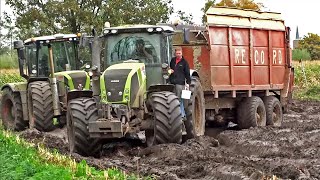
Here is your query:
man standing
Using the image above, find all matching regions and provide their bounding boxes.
[169,47,191,118]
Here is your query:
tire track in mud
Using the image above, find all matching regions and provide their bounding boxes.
[19,100,320,179]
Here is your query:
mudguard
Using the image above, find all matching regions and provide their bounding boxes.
[1,82,29,121]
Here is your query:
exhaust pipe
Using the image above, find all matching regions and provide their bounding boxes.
[48,44,61,116]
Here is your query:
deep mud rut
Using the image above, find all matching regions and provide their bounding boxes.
[19,100,320,180]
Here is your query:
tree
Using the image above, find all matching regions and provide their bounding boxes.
[201,0,216,24]
[201,0,264,24]
[176,10,194,25]
[4,0,174,40]
[292,49,311,61]
[299,33,320,60]
[216,0,263,10]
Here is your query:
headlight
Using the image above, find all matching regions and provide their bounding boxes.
[107,92,111,96]
[124,89,129,94]
[119,91,123,96]
[104,30,110,34]
[88,71,93,77]
[147,28,153,32]
[156,27,162,32]
[124,95,129,101]
[111,29,118,34]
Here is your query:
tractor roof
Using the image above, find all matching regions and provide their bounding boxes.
[24,34,78,44]
[102,24,174,35]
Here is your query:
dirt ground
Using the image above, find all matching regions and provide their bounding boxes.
[19,100,320,180]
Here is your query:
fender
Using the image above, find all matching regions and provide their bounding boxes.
[67,90,93,102]
[1,82,27,92]
[1,82,29,121]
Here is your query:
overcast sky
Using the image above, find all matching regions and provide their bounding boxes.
[1,0,320,41]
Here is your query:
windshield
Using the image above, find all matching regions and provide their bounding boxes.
[27,41,79,77]
[105,33,161,65]
[52,41,77,72]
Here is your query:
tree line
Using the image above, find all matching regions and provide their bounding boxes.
[0,0,266,55]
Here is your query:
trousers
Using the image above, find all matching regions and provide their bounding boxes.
[175,84,187,117]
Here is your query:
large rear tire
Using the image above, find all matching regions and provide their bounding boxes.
[67,98,101,157]
[185,77,205,139]
[1,88,28,131]
[237,96,266,129]
[28,81,55,132]
[263,96,282,127]
[146,91,183,146]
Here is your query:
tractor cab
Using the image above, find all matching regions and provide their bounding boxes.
[101,25,175,88]
[15,34,92,79]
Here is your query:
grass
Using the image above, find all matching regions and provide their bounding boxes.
[292,60,320,100]
[0,125,147,180]
[0,53,19,69]
[0,69,25,88]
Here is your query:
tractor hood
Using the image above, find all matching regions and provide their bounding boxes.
[54,70,90,90]
[100,62,146,106]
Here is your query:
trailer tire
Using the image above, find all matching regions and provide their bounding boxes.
[237,96,266,129]
[185,77,205,139]
[67,98,101,157]
[1,88,28,131]
[28,81,55,132]
[146,91,183,146]
[263,96,282,127]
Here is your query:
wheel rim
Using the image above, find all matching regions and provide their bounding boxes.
[2,98,15,129]
[273,104,281,125]
[256,106,264,126]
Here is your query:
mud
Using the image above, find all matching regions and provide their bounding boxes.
[18,100,320,179]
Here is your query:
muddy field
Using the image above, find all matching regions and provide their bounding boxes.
[19,100,320,180]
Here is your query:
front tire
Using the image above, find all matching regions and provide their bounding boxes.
[237,96,266,129]
[185,77,205,139]
[146,91,183,146]
[1,88,28,131]
[28,81,55,131]
[67,98,101,157]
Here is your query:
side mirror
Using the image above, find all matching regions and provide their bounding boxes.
[14,40,28,79]
[183,28,190,44]
[14,40,24,49]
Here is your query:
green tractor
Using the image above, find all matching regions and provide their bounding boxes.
[67,25,205,157]
[1,34,93,132]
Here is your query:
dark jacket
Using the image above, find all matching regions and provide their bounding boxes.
[169,56,191,85]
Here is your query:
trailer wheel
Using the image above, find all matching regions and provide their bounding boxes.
[263,96,282,127]
[185,77,205,139]
[1,88,28,131]
[237,96,266,129]
[146,91,183,146]
[67,98,101,157]
[28,81,55,132]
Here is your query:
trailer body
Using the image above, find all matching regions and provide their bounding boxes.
[172,7,294,125]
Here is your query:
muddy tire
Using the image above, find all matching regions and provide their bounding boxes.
[28,81,55,132]
[263,96,282,127]
[1,88,28,131]
[67,98,101,157]
[146,91,183,146]
[237,96,266,129]
[185,77,205,139]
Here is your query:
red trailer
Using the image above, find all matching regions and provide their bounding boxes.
[171,7,294,128]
